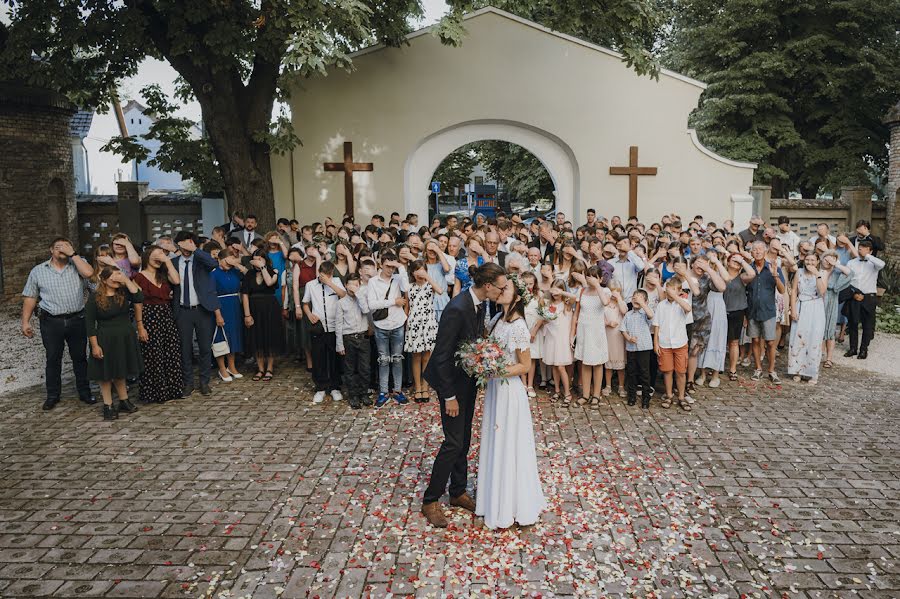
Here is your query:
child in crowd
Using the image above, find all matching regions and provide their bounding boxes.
[302,261,346,403]
[652,276,693,411]
[521,272,544,398]
[603,280,628,397]
[404,260,441,403]
[572,266,609,406]
[620,289,655,408]
[541,279,575,404]
[337,273,371,409]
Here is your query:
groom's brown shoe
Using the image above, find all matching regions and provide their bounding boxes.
[449,493,476,513]
[422,502,448,528]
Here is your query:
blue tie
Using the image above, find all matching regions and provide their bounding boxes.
[182,259,191,307]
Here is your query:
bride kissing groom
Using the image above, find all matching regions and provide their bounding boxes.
[421,262,546,530]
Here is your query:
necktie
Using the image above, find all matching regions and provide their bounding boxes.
[182,259,191,307]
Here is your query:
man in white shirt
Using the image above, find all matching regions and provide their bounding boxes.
[336,273,371,409]
[612,238,646,304]
[367,251,409,407]
[808,222,837,246]
[775,216,801,257]
[302,261,347,404]
[844,239,885,360]
[652,277,693,410]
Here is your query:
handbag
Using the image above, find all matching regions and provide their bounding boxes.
[371,279,394,321]
[212,326,230,357]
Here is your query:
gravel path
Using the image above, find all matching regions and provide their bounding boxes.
[828,330,900,380]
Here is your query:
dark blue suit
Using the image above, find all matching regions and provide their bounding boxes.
[171,250,220,389]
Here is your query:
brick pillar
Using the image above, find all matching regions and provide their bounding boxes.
[842,186,873,236]
[884,102,900,260]
[116,181,149,244]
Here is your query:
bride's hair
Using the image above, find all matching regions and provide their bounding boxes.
[503,280,527,322]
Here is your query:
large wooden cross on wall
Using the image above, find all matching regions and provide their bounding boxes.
[324,141,373,219]
[609,146,657,218]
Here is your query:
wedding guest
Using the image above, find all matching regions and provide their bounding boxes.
[264,232,288,303]
[333,240,357,284]
[542,280,575,403]
[521,272,544,398]
[336,273,371,409]
[572,266,609,406]
[86,268,144,420]
[303,261,346,402]
[620,289,655,408]
[611,237,645,304]
[788,253,827,384]
[844,239,885,359]
[604,281,628,398]
[171,231,220,397]
[109,233,141,278]
[746,241,785,382]
[776,216,801,257]
[282,247,304,359]
[848,219,884,257]
[133,245,183,403]
[820,250,852,367]
[723,252,756,381]
[291,244,321,370]
[212,248,247,381]
[424,239,453,321]
[242,249,285,381]
[404,260,441,403]
[21,237,96,410]
[687,254,727,392]
[368,251,409,407]
[653,276,693,411]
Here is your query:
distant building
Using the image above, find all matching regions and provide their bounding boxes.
[121,100,201,191]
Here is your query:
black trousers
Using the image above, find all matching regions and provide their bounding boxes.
[175,307,214,388]
[423,387,476,504]
[626,350,653,402]
[310,331,340,391]
[847,294,877,352]
[39,312,91,402]
[342,333,370,403]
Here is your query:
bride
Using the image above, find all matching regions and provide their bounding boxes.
[476,278,547,529]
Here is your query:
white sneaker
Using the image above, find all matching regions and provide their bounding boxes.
[695,373,706,387]
[331,390,344,401]
[313,391,325,404]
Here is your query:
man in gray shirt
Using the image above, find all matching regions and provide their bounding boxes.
[21,237,97,410]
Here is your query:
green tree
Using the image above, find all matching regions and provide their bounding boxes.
[666,0,900,198]
[1,0,461,226]
[475,141,554,203]
[432,143,479,197]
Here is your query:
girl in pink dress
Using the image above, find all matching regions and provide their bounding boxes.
[604,280,629,397]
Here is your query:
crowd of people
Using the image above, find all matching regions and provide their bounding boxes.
[21,206,887,419]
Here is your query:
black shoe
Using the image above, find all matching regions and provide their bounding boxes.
[857,349,868,360]
[199,384,212,396]
[361,396,373,407]
[641,399,650,409]
[627,397,637,406]
[349,402,362,410]
[182,386,195,398]
[79,395,97,405]
[844,349,857,358]
[102,405,117,420]
[116,398,138,413]
[42,398,59,411]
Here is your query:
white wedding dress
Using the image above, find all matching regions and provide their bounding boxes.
[475,317,547,529]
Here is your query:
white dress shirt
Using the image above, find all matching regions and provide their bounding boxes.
[847,255,885,294]
[612,250,645,303]
[651,298,693,349]
[777,231,801,256]
[302,278,345,333]
[179,256,199,307]
[367,273,409,330]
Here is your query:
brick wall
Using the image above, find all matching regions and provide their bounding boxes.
[885,120,900,259]
[0,85,76,296]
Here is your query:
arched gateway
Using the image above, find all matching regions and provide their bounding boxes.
[272,7,756,223]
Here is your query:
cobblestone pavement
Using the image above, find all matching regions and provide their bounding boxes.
[0,359,898,598]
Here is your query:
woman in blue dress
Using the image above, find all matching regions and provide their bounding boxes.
[424,238,452,320]
[264,232,288,304]
[453,236,485,295]
[212,248,248,382]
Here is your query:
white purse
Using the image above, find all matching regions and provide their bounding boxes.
[212,326,230,357]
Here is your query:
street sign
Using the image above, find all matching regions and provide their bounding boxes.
[431,181,441,194]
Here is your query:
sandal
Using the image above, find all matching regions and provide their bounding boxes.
[728,371,738,382]
[679,400,692,412]
[562,394,573,406]
[589,396,600,407]
[262,371,273,381]
[823,360,833,369]
[252,371,264,381]
[549,392,559,402]
[660,397,672,409]
[527,387,536,399]
[577,396,589,406]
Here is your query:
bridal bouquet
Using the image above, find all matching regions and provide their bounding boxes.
[456,335,511,388]
[536,303,559,321]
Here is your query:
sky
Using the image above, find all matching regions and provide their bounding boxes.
[122,0,450,122]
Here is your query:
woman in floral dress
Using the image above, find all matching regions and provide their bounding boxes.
[404,260,442,402]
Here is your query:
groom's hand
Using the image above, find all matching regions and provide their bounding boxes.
[444,398,459,417]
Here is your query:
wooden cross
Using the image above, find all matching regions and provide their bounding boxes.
[609,146,657,218]
[324,141,373,219]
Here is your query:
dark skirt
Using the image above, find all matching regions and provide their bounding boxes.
[245,295,285,357]
[88,316,144,381]
[139,304,183,402]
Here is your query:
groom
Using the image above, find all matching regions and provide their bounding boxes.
[421,262,509,528]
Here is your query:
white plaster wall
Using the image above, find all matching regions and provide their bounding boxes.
[277,8,754,224]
